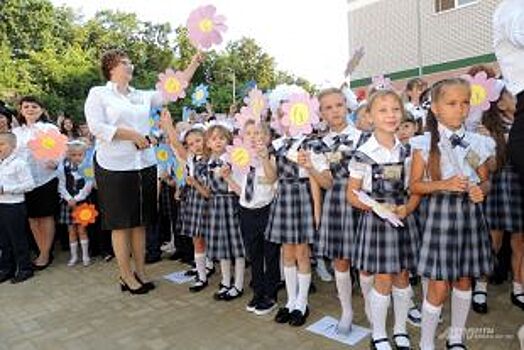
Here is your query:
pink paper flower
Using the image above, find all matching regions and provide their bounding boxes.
[462,71,501,113]
[187,5,227,49]
[234,107,259,132]
[280,93,320,137]
[156,69,188,102]
[226,138,256,174]
[243,88,268,118]
[371,75,392,90]
[28,129,68,161]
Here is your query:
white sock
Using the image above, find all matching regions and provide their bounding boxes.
[195,253,207,282]
[206,257,214,270]
[359,273,374,324]
[220,259,232,287]
[449,288,472,345]
[473,280,487,304]
[295,273,311,313]
[369,288,390,341]
[392,286,412,337]
[284,265,298,310]
[420,300,442,350]
[422,278,429,300]
[234,257,245,291]
[513,282,524,302]
[335,270,353,330]
[80,239,89,260]
[69,241,78,263]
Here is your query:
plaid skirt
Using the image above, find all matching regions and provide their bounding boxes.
[417,193,493,281]
[317,177,358,259]
[265,178,316,245]
[351,197,419,274]
[484,165,524,233]
[205,194,244,259]
[180,187,208,238]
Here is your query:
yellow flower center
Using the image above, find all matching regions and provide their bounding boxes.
[157,149,169,162]
[231,147,250,167]
[41,137,56,150]
[84,167,94,178]
[195,90,205,100]
[289,102,309,127]
[251,98,264,116]
[199,18,214,33]
[470,84,487,107]
[79,209,93,221]
[164,77,181,94]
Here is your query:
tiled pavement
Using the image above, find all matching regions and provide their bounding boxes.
[1,253,523,350]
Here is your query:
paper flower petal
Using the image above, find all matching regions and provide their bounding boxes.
[226,138,256,174]
[280,93,320,137]
[192,84,209,107]
[156,143,175,167]
[243,88,267,118]
[462,71,502,114]
[27,129,68,161]
[187,5,228,50]
[72,203,98,226]
[156,69,188,102]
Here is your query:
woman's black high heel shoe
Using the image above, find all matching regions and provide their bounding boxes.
[119,277,149,295]
[134,273,156,291]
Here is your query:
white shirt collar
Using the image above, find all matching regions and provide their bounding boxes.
[106,81,136,95]
[438,123,466,139]
[0,153,16,165]
[365,133,403,154]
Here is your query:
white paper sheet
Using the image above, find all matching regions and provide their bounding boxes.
[163,271,195,284]
[306,316,371,346]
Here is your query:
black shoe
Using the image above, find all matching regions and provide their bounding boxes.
[446,341,467,349]
[11,271,34,284]
[32,260,51,271]
[276,280,285,291]
[370,338,390,350]
[471,291,488,314]
[184,268,198,277]
[254,299,277,316]
[309,282,317,294]
[288,307,310,327]
[169,251,184,261]
[0,271,14,284]
[511,292,524,310]
[274,307,291,323]
[119,277,149,295]
[246,296,260,312]
[145,255,162,264]
[189,279,208,292]
[206,266,216,278]
[134,273,156,291]
[223,286,244,301]
[213,283,231,300]
[392,333,411,350]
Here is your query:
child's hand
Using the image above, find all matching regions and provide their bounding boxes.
[159,109,174,132]
[468,185,484,203]
[67,200,76,208]
[218,165,231,179]
[445,175,468,192]
[256,140,269,159]
[297,150,313,170]
[186,176,195,187]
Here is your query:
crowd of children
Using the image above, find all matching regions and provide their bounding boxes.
[1,64,524,350]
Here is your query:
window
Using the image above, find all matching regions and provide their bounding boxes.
[435,0,477,13]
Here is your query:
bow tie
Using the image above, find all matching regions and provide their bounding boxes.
[208,159,223,169]
[449,134,469,149]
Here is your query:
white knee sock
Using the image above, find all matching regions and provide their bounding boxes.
[234,257,245,291]
[420,300,442,350]
[80,239,89,260]
[205,257,214,270]
[284,265,298,310]
[295,273,311,313]
[449,288,472,344]
[195,253,207,282]
[220,259,232,287]
[335,270,353,330]
[69,241,78,264]
[359,273,374,324]
[392,286,412,336]
[369,288,390,341]
[422,277,429,300]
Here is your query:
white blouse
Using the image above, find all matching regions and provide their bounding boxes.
[0,154,35,204]
[84,81,163,171]
[12,122,60,187]
[271,136,329,178]
[410,126,495,184]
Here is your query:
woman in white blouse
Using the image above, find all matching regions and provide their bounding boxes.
[13,96,61,270]
[85,49,201,294]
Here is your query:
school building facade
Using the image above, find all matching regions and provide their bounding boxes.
[347,0,502,89]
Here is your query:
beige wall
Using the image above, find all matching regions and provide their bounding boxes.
[348,0,502,81]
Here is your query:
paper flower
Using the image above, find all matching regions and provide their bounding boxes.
[149,108,161,135]
[280,93,320,136]
[234,107,259,132]
[173,159,186,187]
[187,5,227,49]
[462,71,502,113]
[72,203,98,227]
[192,84,209,107]
[156,69,188,102]
[28,129,68,161]
[78,147,95,181]
[156,143,175,168]
[371,75,392,90]
[226,138,256,174]
[243,88,267,118]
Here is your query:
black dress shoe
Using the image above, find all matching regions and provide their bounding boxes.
[223,287,244,301]
[189,279,208,292]
[0,272,14,283]
[119,278,149,295]
[206,266,216,278]
[11,271,34,284]
[288,307,310,327]
[213,283,231,300]
[511,292,524,310]
[446,340,467,349]
[134,273,155,291]
[471,291,488,314]
[32,261,50,271]
[274,307,291,323]
[169,251,184,261]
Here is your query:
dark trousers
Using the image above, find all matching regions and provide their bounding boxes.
[146,223,161,259]
[0,203,32,274]
[240,204,280,301]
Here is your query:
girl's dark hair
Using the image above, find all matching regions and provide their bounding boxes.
[482,87,509,171]
[426,78,470,181]
[405,78,427,102]
[60,116,80,138]
[101,49,128,81]
[17,96,50,125]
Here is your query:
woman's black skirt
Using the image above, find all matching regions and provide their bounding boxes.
[25,178,59,218]
[94,159,157,231]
